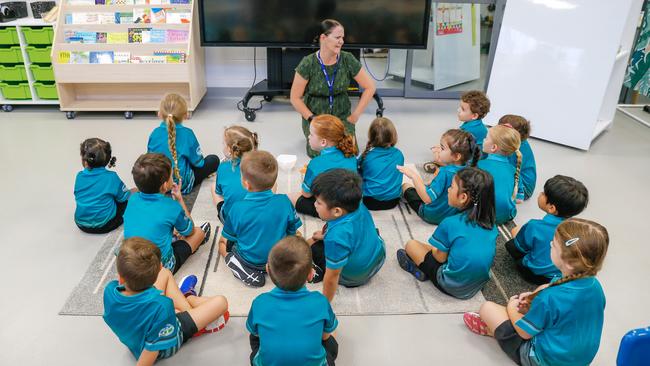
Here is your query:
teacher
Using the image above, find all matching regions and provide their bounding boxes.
[290,19,376,157]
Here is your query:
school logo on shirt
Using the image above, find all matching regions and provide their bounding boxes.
[158,323,175,338]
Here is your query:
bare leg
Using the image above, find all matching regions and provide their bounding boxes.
[404,239,437,265]
[211,190,223,207]
[218,238,228,257]
[153,268,192,312]
[511,225,521,238]
[187,295,209,307]
[187,295,229,330]
[479,301,510,337]
[184,227,206,252]
[401,182,414,193]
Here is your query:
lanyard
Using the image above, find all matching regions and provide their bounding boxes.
[316,51,339,112]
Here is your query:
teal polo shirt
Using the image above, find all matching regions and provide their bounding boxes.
[460,119,488,149]
[324,204,386,286]
[516,277,606,366]
[222,190,302,266]
[359,146,405,201]
[509,139,537,200]
[215,158,248,221]
[74,167,130,228]
[123,192,194,270]
[428,213,497,299]
[147,122,205,194]
[247,286,338,366]
[478,154,517,224]
[419,164,462,224]
[515,214,563,278]
[302,146,357,194]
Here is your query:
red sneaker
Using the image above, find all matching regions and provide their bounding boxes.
[463,312,489,336]
[193,310,230,338]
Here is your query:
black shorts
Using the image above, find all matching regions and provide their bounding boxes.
[295,196,319,218]
[76,200,128,234]
[418,251,452,296]
[250,334,338,366]
[494,320,534,366]
[216,200,225,224]
[172,240,193,274]
[363,196,400,211]
[403,187,424,214]
[176,311,199,343]
[505,239,552,286]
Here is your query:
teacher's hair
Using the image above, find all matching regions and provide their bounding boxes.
[311,114,358,157]
[313,19,342,43]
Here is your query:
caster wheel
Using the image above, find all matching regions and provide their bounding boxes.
[2,104,13,112]
[263,95,273,102]
[376,108,384,117]
[124,111,134,119]
[66,111,76,119]
[244,109,256,122]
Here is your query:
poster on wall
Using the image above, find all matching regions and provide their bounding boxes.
[436,3,463,36]
[624,3,650,97]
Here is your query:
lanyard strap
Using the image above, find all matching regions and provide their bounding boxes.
[316,51,340,112]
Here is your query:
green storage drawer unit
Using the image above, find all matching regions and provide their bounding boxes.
[0,82,31,99]
[0,46,23,63]
[25,46,52,64]
[30,64,55,81]
[21,27,54,45]
[0,27,20,45]
[0,65,28,82]
[33,82,58,100]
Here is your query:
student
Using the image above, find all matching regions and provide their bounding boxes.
[290,115,358,218]
[397,167,497,299]
[247,236,339,366]
[358,117,405,210]
[506,175,589,285]
[478,125,522,225]
[211,125,259,224]
[499,115,537,201]
[219,151,302,287]
[307,169,385,302]
[400,129,481,225]
[464,218,609,366]
[124,153,210,273]
[103,237,229,366]
[148,93,220,195]
[74,138,132,234]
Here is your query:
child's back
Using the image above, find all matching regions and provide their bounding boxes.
[514,214,563,278]
[359,146,404,201]
[419,164,462,224]
[148,122,202,194]
[215,158,248,221]
[478,155,516,224]
[303,146,357,193]
[511,139,536,199]
[74,167,130,228]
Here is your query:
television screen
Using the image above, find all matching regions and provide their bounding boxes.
[198,0,432,49]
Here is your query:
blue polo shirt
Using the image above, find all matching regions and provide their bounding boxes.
[515,214,563,278]
[419,164,462,224]
[460,119,488,149]
[302,146,357,194]
[516,277,606,366]
[74,167,130,228]
[148,122,206,195]
[428,213,497,299]
[103,281,181,360]
[123,192,194,270]
[324,204,386,286]
[509,140,537,200]
[359,146,405,201]
[215,158,247,221]
[478,154,517,224]
[247,286,338,366]
[222,190,302,266]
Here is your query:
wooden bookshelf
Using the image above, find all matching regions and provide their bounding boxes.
[51,1,205,119]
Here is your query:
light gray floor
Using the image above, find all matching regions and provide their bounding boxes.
[1,97,649,365]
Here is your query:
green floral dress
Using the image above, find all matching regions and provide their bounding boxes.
[295,50,362,157]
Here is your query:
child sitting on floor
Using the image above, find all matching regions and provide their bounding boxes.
[506,175,589,285]
[124,153,210,273]
[74,138,132,234]
[219,150,302,288]
[499,115,537,201]
[103,237,229,366]
[397,167,497,299]
[247,236,339,366]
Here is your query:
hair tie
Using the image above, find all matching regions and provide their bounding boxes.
[565,237,580,246]
[502,123,514,129]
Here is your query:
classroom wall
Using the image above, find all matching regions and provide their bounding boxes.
[204,48,268,88]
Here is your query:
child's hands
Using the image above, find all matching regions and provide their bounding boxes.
[171,181,182,201]
[516,291,533,314]
[397,165,417,179]
[312,230,324,241]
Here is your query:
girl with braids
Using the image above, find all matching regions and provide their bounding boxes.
[499,114,537,201]
[396,168,497,299]
[464,218,609,366]
[478,124,522,224]
[358,117,404,210]
[211,125,259,223]
[147,93,220,195]
[74,138,133,234]
[289,114,358,218]
[398,129,481,224]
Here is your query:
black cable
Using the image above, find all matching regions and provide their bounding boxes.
[237,47,265,112]
[361,49,391,82]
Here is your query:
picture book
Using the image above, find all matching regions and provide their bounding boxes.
[107,32,128,44]
[165,29,189,43]
[115,12,133,24]
[57,51,71,64]
[114,52,131,64]
[133,8,151,23]
[89,51,115,64]
[153,50,186,63]
[98,12,116,24]
[150,29,166,43]
[166,9,190,24]
[128,27,151,43]
[70,51,90,64]
[96,32,108,43]
[151,8,167,23]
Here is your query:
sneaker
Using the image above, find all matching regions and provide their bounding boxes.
[463,312,489,336]
[396,249,428,281]
[200,222,211,245]
[308,262,324,284]
[178,275,198,297]
[423,161,439,174]
[193,310,230,338]
[225,252,266,287]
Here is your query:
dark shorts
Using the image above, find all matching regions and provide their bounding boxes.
[296,195,319,218]
[172,240,193,274]
[418,251,452,296]
[227,242,267,271]
[250,334,338,366]
[494,320,535,366]
[76,200,128,234]
[403,187,424,214]
[176,311,199,343]
[363,196,400,211]
[216,200,225,224]
[191,154,220,190]
[505,239,552,286]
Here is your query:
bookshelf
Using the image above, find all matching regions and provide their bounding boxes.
[51,0,205,119]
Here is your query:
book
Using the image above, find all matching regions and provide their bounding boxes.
[107,32,128,44]
[58,51,71,64]
[128,27,151,43]
[170,0,190,3]
[130,55,167,64]
[95,0,106,4]
[151,8,167,23]
[70,51,90,64]
[154,50,186,63]
[114,52,131,64]
[150,29,166,43]
[133,8,151,23]
[77,31,98,43]
[98,12,115,24]
[115,12,133,24]
[165,29,189,43]
[166,9,190,24]
[96,32,107,43]
[90,51,114,64]
[70,12,99,24]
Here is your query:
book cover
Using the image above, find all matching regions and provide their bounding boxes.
[95,0,106,4]
[128,27,151,43]
[166,9,190,24]
[89,51,115,64]
[98,12,116,24]
[154,50,186,63]
[96,32,108,43]
[76,31,98,43]
[115,12,134,24]
[165,29,189,43]
[133,0,147,4]
[107,32,128,44]
[151,8,166,23]
[114,52,131,64]
[58,51,71,64]
[70,51,90,64]
[170,0,190,4]
[150,29,166,43]
[133,8,151,23]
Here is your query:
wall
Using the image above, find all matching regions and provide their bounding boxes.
[204,47,268,88]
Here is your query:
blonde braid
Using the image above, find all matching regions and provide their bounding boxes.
[166,115,181,182]
[525,270,595,303]
[513,150,522,199]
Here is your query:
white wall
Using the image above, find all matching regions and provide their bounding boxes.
[204,47,268,88]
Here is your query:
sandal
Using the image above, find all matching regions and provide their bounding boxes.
[463,312,489,336]
[423,162,439,174]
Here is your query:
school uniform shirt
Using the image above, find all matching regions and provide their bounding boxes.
[359,146,405,201]
[514,214,563,278]
[478,154,517,224]
[147,122,205,194]
[428,213,497,299]
[324,204,386,286]
[460,119,488,149]
[516,277,606,366]
[419,164,462,224]
[215,158,248,221]
[247,286,338,366]
[302,146,357,194]
[509,139,537,200]
[123,192,194,270]
[103,281,182,360]
[222,190,302,266]
[74,167,130,228]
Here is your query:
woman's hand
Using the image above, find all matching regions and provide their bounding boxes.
[347,112,360,124]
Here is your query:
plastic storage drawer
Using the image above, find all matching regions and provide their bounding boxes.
[30,64,54,81]
[33,82,57,99]
[0,65,27,82]
[0,82,31,99]
[0,46,23,63]
[25,46,52,64]
[0,28,20,45]
[21,27,54,45]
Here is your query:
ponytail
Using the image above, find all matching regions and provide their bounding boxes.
[80,137,114,169]
[166,115,181,182]
[338,134,358,158]
[108,156,117,168]
[512,150,522,199]
[469,137,481,167]
[358,144,373,172]
[158,93,187,183]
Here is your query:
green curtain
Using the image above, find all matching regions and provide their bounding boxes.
[624,2,650,97]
